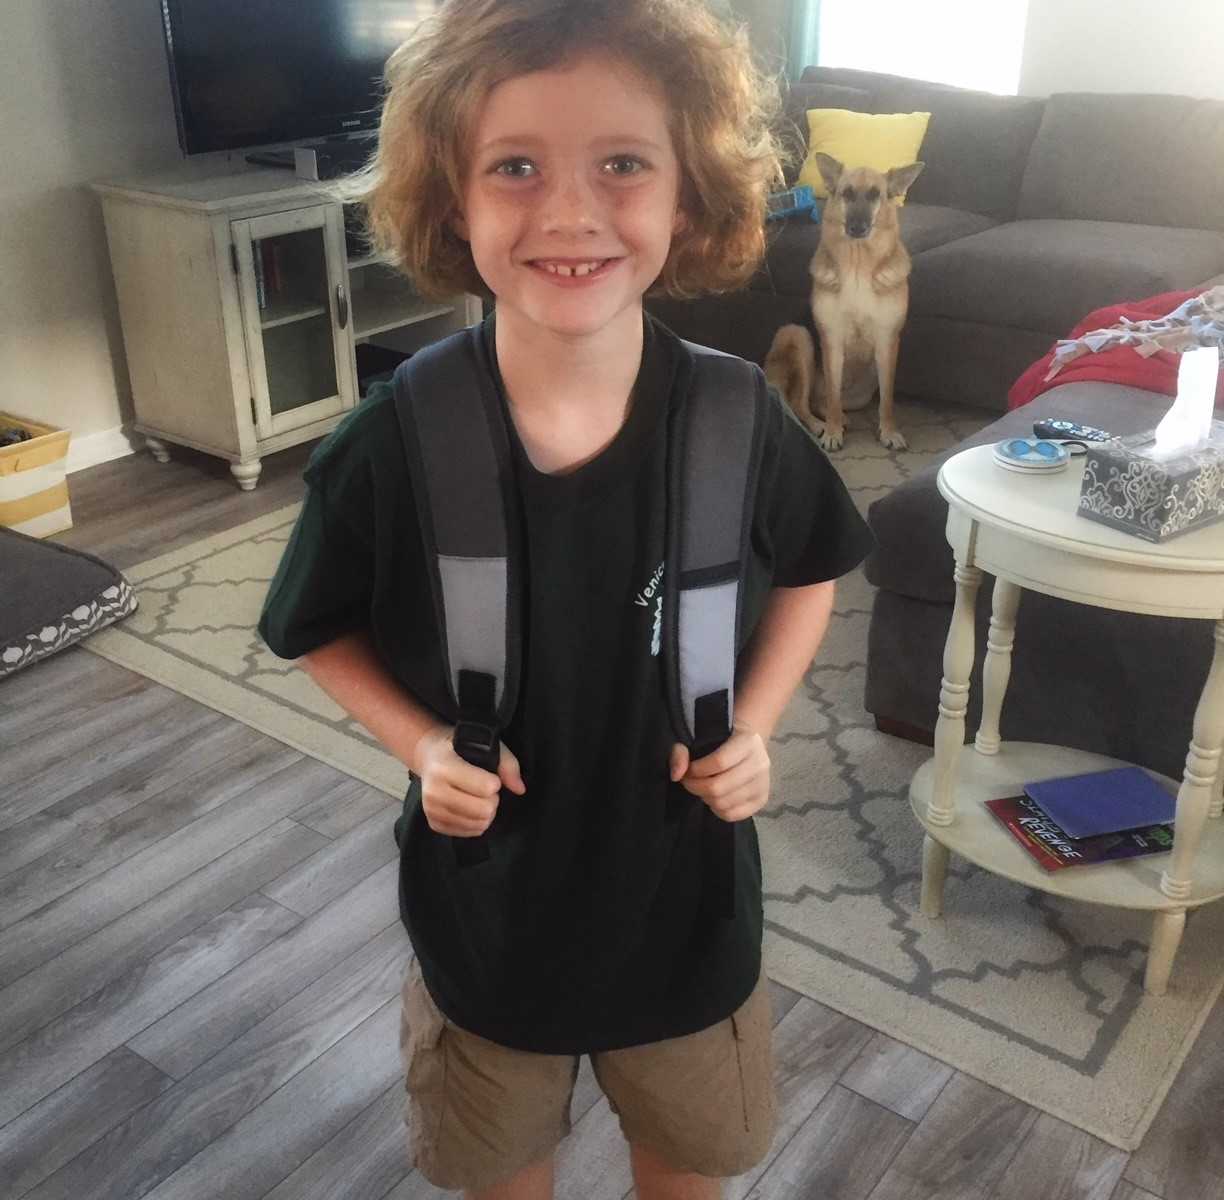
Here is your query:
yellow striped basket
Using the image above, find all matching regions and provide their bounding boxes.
[0,413,73,537]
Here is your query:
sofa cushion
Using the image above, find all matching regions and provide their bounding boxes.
[871,82,1045,220]
[754,204,996,298]
[1019,93,1224,232]
[909,219,1224,335]
[797,109,931,200]
[865,383,1172,604]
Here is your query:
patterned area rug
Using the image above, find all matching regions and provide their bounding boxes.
[84,400,1224,1151]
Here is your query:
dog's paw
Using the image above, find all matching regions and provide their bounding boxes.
[814,422,845,452]
[878,427,908,451]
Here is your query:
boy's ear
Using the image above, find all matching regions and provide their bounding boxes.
[449,210,469,241]
[886,161,924,200]
[814,152,843,196]
[672,206,689,235]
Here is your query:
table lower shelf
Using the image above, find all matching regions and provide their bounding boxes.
[910,741,1224,911]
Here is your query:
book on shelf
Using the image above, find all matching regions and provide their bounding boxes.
[1022,766,1176,839]
[984,794,1174,872]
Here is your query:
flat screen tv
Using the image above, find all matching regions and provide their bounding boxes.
[160,0,441,155]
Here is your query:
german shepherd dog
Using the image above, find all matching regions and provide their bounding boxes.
[765,153,924,451]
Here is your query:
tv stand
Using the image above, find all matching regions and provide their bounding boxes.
[244,148,295,171]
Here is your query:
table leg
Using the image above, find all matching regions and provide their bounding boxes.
[1161,619,1224,907]
[1145,909,1186,996]
[921,835,950,918]
[928,559,983,828]
[976,579,1021,757]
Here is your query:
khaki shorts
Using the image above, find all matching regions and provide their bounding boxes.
[400,961,776,1193]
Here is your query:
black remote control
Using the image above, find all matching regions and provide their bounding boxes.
[1032,418,1112,442]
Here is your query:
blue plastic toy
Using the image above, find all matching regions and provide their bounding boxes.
[766,184,817,221]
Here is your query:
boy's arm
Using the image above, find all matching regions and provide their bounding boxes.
[300,630,449,775]
[733,579,837,739]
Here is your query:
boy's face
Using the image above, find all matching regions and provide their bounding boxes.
[453,52,685,342]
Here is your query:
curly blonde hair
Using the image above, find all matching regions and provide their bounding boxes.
[338,0,783,300]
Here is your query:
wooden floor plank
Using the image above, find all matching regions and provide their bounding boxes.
[0,680,173,828]
[0,1047,172,1200]
[0,750,315,992]
[128,860,401,1078]
[24,925,407,1200]
[725,998,875,1200]
[289,774,396,839]
[1123,989,1224,1200]
[0,721,286,928]
[0,817,323,1055]
[260,804,399,917]
[0,716,273,883]
[0,893,298,1126]
[1109,1183,1161,1200]
[990,1114,1128,1200]
[747,1084,912,1200]
[261,1083,408,1200]
[139,999,403,1200]
[865,1075,1039,1200]
[840,1031,956,1123]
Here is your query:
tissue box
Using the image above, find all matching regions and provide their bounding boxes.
[1078,420,1224,542]
[0,413,72,537]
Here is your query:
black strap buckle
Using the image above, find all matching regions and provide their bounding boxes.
[453,719,500,774]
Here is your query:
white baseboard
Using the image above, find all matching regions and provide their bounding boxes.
[66,425,141,475]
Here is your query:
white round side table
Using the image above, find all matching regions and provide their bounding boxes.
[912,443,1224,995]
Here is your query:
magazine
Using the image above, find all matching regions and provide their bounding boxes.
[985,794,1174,872]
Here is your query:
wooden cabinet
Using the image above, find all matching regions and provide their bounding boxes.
[93,164,481,489]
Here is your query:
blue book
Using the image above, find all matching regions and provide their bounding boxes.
[1022,767,1176,840]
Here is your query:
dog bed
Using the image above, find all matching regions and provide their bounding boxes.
[0,525,137,680]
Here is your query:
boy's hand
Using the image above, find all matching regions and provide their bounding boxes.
[415,726,526,837]
[669,722,771,823]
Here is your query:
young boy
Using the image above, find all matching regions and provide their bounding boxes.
[259,1,874,1197]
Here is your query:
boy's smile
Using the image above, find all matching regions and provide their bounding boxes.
[453,52,685,343]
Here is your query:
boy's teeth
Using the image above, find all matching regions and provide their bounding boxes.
[541,260,603,276]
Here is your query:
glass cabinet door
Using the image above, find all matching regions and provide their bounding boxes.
[232,206,356,439]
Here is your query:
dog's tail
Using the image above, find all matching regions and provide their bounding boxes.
[764,324,816,420]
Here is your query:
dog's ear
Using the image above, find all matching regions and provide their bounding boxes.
[885,161,924,200]
[813,152,844,196]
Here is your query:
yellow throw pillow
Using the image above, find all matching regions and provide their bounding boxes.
[798,109,930,204]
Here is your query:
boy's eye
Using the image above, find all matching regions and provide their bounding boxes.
[603,155,646,176]
[494,158,536,179]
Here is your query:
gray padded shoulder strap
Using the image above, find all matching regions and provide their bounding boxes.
[667,341,769,755]
[391,327,520,728]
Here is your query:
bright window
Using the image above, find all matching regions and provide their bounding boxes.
[818,0,1030,95]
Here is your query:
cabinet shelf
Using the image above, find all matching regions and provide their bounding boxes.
[353,292,456,341]
[260,298,329,329]
[349,251,392,270]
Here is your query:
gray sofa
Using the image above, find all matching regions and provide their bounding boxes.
[649,67,1224,411]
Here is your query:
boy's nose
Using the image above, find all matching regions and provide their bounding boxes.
[539,170,602,236]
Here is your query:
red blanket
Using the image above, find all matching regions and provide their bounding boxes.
[1007,290,1224,410]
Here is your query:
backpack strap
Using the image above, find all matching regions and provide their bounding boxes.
[668,342,770,920]
[392,326,524,868]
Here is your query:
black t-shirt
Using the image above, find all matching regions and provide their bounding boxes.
[259,313,873,1053]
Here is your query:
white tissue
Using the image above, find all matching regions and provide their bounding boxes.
[1153,345,1219,458]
